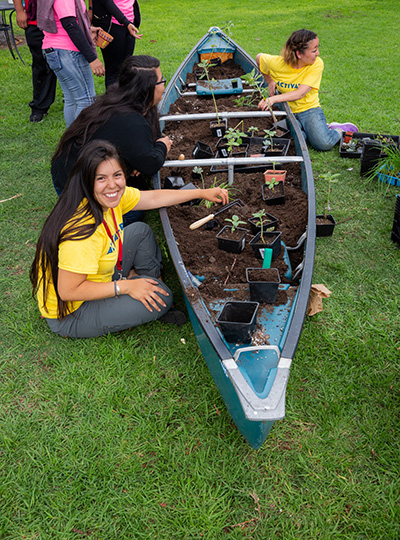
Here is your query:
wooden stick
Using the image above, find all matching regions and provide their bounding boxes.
[223,257,237,286]
[0,193,22,204]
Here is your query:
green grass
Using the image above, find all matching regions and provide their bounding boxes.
[1,0,400,538]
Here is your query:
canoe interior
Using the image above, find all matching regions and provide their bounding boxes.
[155,28,316,449]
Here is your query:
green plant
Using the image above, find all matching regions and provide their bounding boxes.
[197,59,221,125]
[223,121,246,156]
[247,125,259,136]
[266,178,279,190]
[252,209,267,243]
[192,166,205,189]
[224,214,246,233]
[240,68,277,123]
[263,129,277,151]
[320,171,340,218]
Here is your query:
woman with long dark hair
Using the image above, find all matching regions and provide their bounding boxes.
[31,140,228,339]
[51,55,171,207]
[256,29,358,151]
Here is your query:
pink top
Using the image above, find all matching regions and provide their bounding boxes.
[42,0,88,51]
[112,0,135,26]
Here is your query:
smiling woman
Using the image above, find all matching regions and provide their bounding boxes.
[256,28,358,151]
[30,140,229,338]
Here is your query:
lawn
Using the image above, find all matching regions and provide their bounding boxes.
[0,0,399,538]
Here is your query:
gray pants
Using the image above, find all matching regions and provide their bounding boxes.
[46,223,173,338]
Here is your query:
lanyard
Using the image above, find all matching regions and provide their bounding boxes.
[102,209,123,271]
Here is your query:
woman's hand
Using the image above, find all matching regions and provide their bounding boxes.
[157,135,173,153]
[122,277,169,312]
[90,58,105,77]
[127,23,143,39]
[258,96,276,111]
[200,187,230,206]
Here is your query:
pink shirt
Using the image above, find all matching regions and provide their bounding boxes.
[42,0,88,51]
[112,0,135,26]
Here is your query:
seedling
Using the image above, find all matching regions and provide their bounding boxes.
[192,166,205,189]
[225,214,246,233]
[266,178,279,190]
[223,120,247,156]
[320,172,339,218]
[247,125,259,136]
[197,59,221,125]
[252,209,267,243]
[240,68,277,123]
[263,129,277,151]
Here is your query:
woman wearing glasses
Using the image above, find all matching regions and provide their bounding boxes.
[51,55,171,224]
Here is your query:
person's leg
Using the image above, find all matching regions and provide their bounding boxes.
[43,49,95,126]
[45,222,177,338]
[25,25,57,121]
[45,279,174,338]
[294,107,341,151]
[101,23,135,88]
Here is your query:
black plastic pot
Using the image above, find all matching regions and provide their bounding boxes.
[249,231,282,260]
[261,138,291,157]
[216,301,259,343]
[192,141,213,159]
[216,225,248,254]
[262,182,285,205]
[275,119,290,138]
[391,194,400,247]
[316,214,336,237]
[360,139,383,177]
[246,268,281,303]
[248,213,278,235]
[164,176,185,189]
[210,118,227,138]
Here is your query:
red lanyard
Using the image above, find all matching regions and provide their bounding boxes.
[102,209,123,271]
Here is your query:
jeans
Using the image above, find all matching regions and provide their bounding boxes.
[45,222,173,338]
[294,107,341,152]
[43,48,95,126]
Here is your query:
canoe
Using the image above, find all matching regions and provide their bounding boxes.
[154,27,316,449]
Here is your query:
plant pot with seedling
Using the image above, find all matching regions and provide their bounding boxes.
[210,118,227,138]
[246,268,281,303]
[216,215,248,253]
[249,230,282,260]
[316,172,339,236]
[248,209,278,235]
[216,300,259,343]
[262,178,285,205]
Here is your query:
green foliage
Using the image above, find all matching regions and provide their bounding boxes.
[197,59,220,123]
[252,209,267,242]
[263,128,277,151]
[224,214,246,232]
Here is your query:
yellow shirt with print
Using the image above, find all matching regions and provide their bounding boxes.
[38,187,140,319]
[259,54,324,114]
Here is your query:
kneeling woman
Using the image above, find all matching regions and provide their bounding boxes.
[256,29,358,151]
[30,141,229,338]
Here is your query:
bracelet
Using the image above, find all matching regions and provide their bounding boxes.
[114,280,121,298]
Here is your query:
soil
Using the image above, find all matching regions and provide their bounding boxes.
[159,60,308,308]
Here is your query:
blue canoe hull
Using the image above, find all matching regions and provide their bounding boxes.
[155,28,316,449]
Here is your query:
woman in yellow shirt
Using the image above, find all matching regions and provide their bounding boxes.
[256,29,358,151]
[30,140,229,338]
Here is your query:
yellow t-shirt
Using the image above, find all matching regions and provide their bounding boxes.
[38,187,140,319]
[258,54,324,114]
